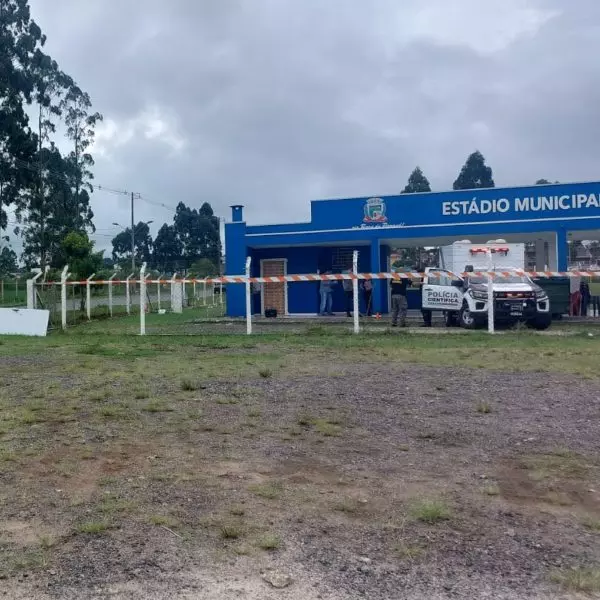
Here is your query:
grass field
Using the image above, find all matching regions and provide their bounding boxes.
[1,318,599,599]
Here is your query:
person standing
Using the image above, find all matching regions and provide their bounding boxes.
[390,274,410,327]
[363,279,373,317]
[580,278,591,317]
[342,272,353,317]
[416,266,432,327]
[319,272,334,316]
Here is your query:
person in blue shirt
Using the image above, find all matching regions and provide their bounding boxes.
[319,272,334,316]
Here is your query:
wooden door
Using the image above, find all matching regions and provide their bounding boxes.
[261,259,287,316]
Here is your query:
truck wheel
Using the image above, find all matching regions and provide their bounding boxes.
[527,314,552,330]
[459,305,479,329]
[445,311,459,327]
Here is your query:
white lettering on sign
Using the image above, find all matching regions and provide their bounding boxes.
[425,289,461,305]
[442,193,600,216]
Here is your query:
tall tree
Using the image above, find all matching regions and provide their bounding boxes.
[453,151,495,190]
[62,231,103,278]
[0,0,44,228]
[401,166,431,194]
[0,246,18,275]
[19,143,76,268]
[173,201,221,269]
[111,222,153,267]
[152,223,182,272]
[61,85,102,232]
[1,1,100,267]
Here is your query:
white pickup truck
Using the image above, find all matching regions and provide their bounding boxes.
[420,242,551,330]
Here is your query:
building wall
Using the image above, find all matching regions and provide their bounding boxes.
[226,181,600,317]
[251,246,372,315]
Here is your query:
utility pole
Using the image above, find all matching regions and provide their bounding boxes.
[131,192,140,271]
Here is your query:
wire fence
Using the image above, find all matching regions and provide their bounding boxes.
[0,279,27,307]
[28,275,225,331]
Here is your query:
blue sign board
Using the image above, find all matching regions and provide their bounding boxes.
[308,181,600,232]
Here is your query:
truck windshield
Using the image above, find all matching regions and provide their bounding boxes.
[468,274,530,284]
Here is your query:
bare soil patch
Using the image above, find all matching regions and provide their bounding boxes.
[0,338,599,599]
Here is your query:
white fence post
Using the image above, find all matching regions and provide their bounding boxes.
[157,274,163,311]
[125,273,134,315]
[219,281,223,305]
[487,250,495,334]
[108,272,117,317]
[171,273,183,313]
[86,273,95,321]
[193,280,197,302]
[352,250,360,334]
[203,280,207,306]
[140,263,147,335]
[61,266,69,330]
[245,257,252,335]
[27,272,42,309]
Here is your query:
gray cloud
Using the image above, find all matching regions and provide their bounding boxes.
[25,0,600,250]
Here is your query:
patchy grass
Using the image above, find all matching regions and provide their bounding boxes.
[313,418,343,437]
[247,407,262,418]
[410,499,452,524]
[148,515,179,528]
[2,548,50,576]
[98,405,127,419]
[483,484,500,496]
[76,521,111,535]
[521,449,589,481]
[475,401,492,414]
[550,567,600,593]
[258,368,273,379]
[333,497,360,514]
[99,495,137,515]
[255,533,281,551]
[180,378,198,391]
[220,522,244,539]
[394,543,426,561]
[582,517,600,532]
[248,482,283,500]
[142,399,174,413]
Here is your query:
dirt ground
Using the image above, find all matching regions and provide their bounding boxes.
[0,333,599,599]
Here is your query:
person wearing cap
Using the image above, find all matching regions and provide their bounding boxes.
[390,271,410,327]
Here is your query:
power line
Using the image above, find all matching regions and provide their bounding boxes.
[138,195,178,213]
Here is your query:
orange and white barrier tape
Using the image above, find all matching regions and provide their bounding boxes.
[35,270,600,285]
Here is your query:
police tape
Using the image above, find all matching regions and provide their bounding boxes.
[34,270,600,285]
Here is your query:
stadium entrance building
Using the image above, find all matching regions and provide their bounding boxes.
[225,181,600,317]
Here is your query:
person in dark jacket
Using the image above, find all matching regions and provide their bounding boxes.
[580,279,591,317]
[390,274,410,327]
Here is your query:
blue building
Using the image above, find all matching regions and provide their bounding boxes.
[225,181,600,317]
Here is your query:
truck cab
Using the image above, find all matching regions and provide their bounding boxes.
[421,242,552,330]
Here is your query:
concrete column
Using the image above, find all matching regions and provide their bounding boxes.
[370,239,382,314]
[535,239,546,271]
[556,228,569,271]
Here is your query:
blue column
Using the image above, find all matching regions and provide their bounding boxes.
[370,239,382,314]
[556,227,568,271]
[225,221,247,317]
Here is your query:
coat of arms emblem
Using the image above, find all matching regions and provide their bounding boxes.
[363,197,387,223]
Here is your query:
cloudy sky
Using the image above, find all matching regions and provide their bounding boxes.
[27,0,600,250]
